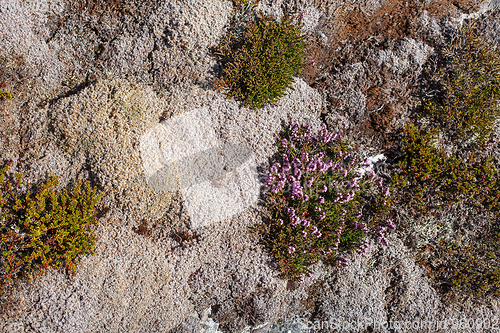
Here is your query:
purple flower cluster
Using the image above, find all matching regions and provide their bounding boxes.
[357,238,370,256]
[336,257,349,268]
[375,226,389,246]
[264,122,394,280]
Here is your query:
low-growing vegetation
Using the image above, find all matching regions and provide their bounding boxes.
[393,24,500,298]
[0,162,103,292]
[232,0,259,10]
[422,24,500,145]
[262,122,392,280]
[214,10,306,108]
[393,124,499,213]
[0,89,12,101]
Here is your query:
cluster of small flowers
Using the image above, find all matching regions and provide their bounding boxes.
[375,226,389,246]
[263,122,394,280]
[357,238,370,256]
[336,257,349,268]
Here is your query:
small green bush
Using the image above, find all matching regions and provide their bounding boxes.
[0,89,12,101]
[214,12,306,108]
[395,130,500,298]
[0,163,103,292]
[262,123,392,281]
[393,124,499,213]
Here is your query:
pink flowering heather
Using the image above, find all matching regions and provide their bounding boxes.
[263,122,393,280]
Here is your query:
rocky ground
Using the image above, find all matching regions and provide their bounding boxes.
[1,0,500,332]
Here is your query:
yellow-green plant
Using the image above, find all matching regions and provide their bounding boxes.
[214,12,306,108]
[0,163,103,292]
[393,124,499,213]
[0,89,12,101]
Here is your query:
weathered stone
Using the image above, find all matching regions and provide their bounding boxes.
[3,1,500,332]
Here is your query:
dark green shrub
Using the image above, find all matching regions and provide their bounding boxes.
[0,163,103,292]
[214,12,306,108]
[262,123,392,281]
[423,25,500,145]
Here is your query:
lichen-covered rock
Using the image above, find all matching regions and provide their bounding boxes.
[49,79,172,221]
[0,74,327,332]
[316,235,500,333]
[1,0,500,332]
[0,0,66,99]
